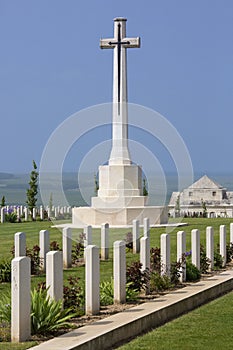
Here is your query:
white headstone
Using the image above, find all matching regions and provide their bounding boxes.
[114,241,126,304]
[191,229,200,269]
[11,256,31,342]
[132,219,140,254]
[24,207,29,221]
[101,223,109,260]
[15,232,26,257]
[40,206,44,220]
[177,231,186,282]
[84,225,92,258]
[32,208,36,221]
[85,245,100,315]
[206,226,214,270]
[230,223,233,245]
[39,230,50,271]
[46,251,63,302]
[160,233,170,276]
[140,236,150,271]
[220,224,226,267]
[63,227,72,268]
[1,207,5,223]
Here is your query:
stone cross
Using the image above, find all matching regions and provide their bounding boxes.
[100,18,140,165]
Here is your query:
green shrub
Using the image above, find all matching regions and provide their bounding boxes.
[214,247,223,269]
[200,245,210,274]
[150,272,172,293]
[186,261,201,282]
[0,259,11,283]
[100,279,114,305]
[5,211,17,223]
[26,245,42,275]
[124,232,133,250]
[31,288,76,335]
[150,247,161,273]
[72,242,84,265]
[226,243,233,263]
[0,292,11,323]
[170,260,183,285]
[100,279,139,305]
[126,261,150,292]
[63,276,84,313]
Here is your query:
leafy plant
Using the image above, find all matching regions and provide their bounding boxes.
[126,261,150,292]
[100,279,139,305]
[11,244,42,275]
[72,242,84,265]
[50,241,61,251]
[26,160,39,220]
[100,279,114,306]
[0,291,11,323]
[186,261,201,282]
[170,260,183,285]
[94,173,99,196]
[124,231,133,250]
[31,287,75,335]
[0,195,5,207]
[5,208,17,223]
[200,245,211,273]
[150,247,161,273]
[143,178,148,196]
[26,245,42,275]
[63,276,84,313]
[150,272,172,292]
[226,243,233,263]
[0,258,11,282]
[214,246,223,269]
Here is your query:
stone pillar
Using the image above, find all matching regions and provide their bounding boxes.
[84,225,92,258]
[32,208,36,221]
[191,229,200,270]
[15,232,26,257]
[63,227,72,268]
[46,251,63,302]
[206,226,214,270]
[114,241,126,304]
[132,219,140,254]
[24,207,29,221]
[11,256,31,342]
[140,236,150,271]
[1,207,5,223]
[177,231,186,282]
[16,207,21,220]
[85,245,100,315]
[54,207,58,219]
[47,207,51,219]
[220,224,226,267]
[230,223,233,245]
[39,230,50,271]
[230,222,233,244]
[101,223,109,260]
[40,206,44,220]
[143,217,150,238]
[160,233,170,276]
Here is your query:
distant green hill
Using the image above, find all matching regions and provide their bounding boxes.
[0,173,14,180]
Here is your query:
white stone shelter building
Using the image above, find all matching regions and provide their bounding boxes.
[169,175,233,218]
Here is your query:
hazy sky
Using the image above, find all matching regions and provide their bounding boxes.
[0,1,232,174]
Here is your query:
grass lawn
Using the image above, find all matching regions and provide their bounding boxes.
[0,217,233,349]
[118,291,233,350]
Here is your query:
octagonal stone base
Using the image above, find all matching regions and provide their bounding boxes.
[72,205,168,226]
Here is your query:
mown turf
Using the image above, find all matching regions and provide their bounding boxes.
[118,291,233,350]
[0,217,233,349]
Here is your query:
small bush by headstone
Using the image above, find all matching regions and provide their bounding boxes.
[0,259,11,282]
